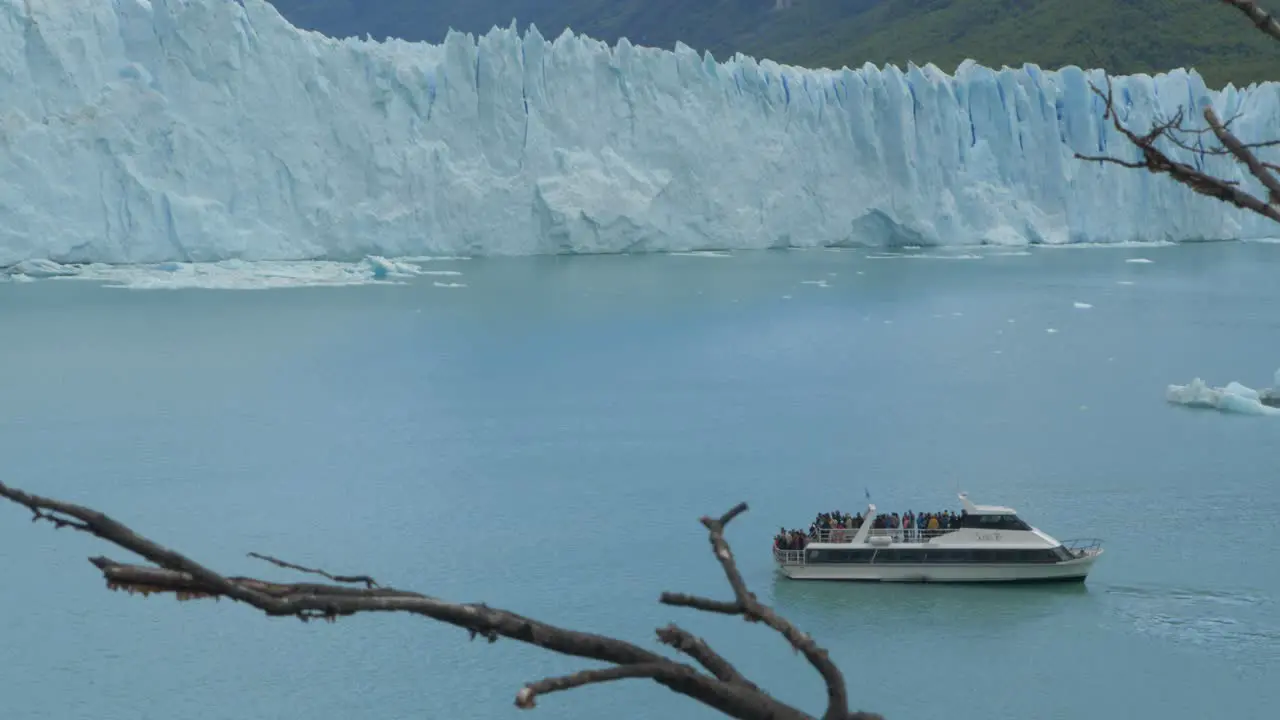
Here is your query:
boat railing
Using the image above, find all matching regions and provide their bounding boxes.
[1060,538,1104,558]
[772,547,806,565]
[810,527,957,544]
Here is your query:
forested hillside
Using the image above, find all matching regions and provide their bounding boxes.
[266,0,1278,88]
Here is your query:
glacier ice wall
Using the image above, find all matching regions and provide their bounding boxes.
[2,0,1280,265]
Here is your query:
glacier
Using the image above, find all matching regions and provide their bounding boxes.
[2,0,1280,266]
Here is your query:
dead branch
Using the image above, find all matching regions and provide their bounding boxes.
[0,481,882,720]
[658,503,854,720]
[1221,0,1280,43]
[1074,77,1280,225]
[655,623,761,690]
[1074,1,1280,226]
[515,663,696,709]
[1205,106,1280,206]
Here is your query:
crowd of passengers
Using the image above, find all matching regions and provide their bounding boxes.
[773,509,966,550]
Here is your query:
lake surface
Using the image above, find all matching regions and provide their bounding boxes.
[1,242,1277,720]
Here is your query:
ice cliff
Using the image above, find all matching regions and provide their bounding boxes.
[2,0,1280,265]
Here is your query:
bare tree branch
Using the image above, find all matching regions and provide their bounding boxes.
[0,481,881,720]
[1205,106,1280,206]
[1221,0,1280,43]
[1074,1,1280,227]
[1074,77,1280,225]
[659,503,855,720]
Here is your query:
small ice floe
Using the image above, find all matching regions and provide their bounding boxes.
[6,259,79,278]
[669,250,731,258]
[1166,376,1280,416]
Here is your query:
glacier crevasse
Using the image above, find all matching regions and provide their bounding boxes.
[1,0,1279,265]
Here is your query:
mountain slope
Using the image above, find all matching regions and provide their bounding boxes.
[265,0,1278,88]
[807,0,1279,89]
[263,0,792,55]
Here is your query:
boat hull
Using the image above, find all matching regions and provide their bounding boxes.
[777,554,1099,583]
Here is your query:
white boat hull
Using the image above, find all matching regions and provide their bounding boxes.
[777,553,1100,583]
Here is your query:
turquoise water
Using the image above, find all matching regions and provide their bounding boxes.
[1,242,1277,720]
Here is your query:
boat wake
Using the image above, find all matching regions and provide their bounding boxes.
[1103,582,1280,660]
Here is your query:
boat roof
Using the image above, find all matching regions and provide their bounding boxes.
[959,493,1017,515]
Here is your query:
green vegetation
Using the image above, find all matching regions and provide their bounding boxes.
[267,0,1278,88]
[780,0,1280,89]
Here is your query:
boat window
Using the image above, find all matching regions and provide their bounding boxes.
[920,550,972,563]
[828,550,869,563]
[973,549,1059,563]
[834,548,1068,564]
[806,549,874,563]
[1012,549,1059,563]
[892,550,920,563]
[960,513,1032,531]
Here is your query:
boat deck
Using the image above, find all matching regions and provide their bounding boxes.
[806,527,957,544]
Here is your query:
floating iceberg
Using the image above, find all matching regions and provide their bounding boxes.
[1166,374,1280,417]
[1,0,1279,265]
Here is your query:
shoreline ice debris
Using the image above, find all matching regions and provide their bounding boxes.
[0,256,456,289]
[1165,371,1280,416]
[1,0,1280,265]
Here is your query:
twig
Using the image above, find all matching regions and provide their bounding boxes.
[247,552,380,588]
[514,662,690,709]
[1162,129,1280,155]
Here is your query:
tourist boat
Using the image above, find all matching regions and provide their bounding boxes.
[772,493,1103,583]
